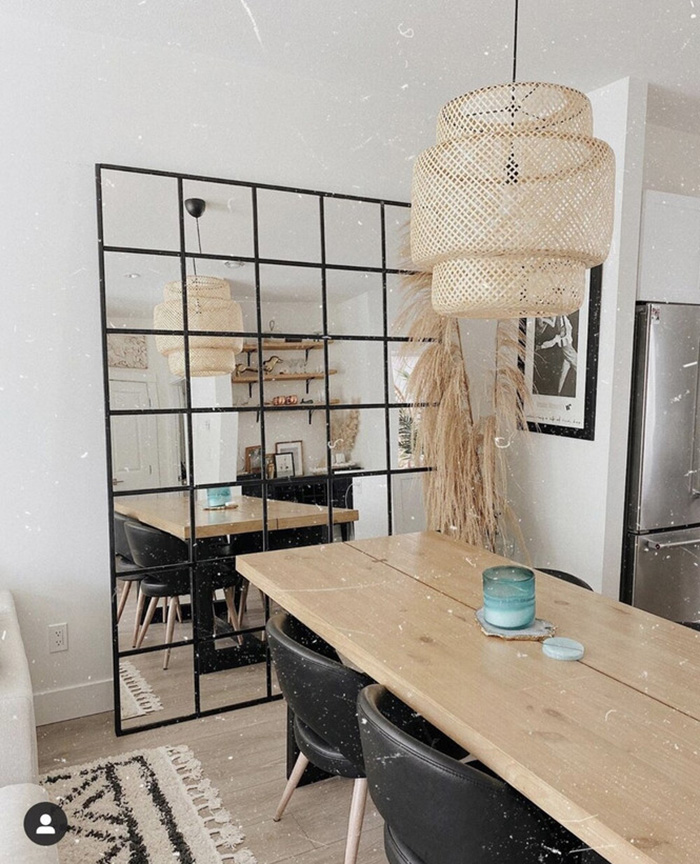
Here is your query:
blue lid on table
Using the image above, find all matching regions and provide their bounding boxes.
[482,565,535,630]
[542,637,585,661]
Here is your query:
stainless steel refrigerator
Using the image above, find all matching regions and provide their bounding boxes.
[624,302,700,622]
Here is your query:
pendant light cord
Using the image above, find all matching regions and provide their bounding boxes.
[512,0,519,82]
[192,217,202,277]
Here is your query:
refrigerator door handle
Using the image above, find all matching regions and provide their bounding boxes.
[644,537,700,551]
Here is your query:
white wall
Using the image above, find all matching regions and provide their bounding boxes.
[0,12,417,723]
[498,78,648,595]
[644,123,700,195]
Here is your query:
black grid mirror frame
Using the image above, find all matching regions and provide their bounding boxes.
[97,163,426,735]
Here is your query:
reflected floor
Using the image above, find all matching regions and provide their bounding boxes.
[117,581,280,730]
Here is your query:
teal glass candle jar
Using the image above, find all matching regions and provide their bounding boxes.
[482,565,536,629]
[206,487,231,508]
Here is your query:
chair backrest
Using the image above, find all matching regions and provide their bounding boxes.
[124,521,188,569]
[266,612,372,773]
[113,512,136,561]
[357,684,585,864]
[537,567,593,591]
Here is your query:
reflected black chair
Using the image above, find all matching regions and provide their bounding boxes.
[125,522,243,668]
[536,567,594,591]
[266,612,373,864]
[114,513,146,646]
[358,684,605,864]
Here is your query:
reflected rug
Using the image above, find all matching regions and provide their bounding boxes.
[119,660,163,720]
[41,745,257,863]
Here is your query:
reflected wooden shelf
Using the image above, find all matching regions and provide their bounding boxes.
[232,371,337,384]
[241,340,330,353]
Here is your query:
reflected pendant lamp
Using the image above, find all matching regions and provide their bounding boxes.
[154,198,244,376]
[410,2,615,319]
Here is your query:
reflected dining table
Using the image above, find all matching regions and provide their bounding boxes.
[114,492,359,673]
[237,530,700,864]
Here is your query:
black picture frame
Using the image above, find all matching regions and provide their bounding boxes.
[520,265,602,440]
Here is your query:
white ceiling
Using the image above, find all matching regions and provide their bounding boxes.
[13,0,700,132]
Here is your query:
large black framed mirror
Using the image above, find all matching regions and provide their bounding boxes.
[97,164,427,734]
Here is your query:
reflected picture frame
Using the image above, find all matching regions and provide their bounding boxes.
[520,265,602,441]
[274,452,295,479]
[244,444,262,474]
[275,440,304,476]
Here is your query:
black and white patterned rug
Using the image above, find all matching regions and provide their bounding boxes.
[41,745,256,863]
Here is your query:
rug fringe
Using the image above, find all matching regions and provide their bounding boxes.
[120,659,163,715]
[166,745,256,862]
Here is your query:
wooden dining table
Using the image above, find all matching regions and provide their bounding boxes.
[114,493,359,541]
[237,530,700,864]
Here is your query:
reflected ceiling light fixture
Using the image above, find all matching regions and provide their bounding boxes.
[154,197,244,377]
[410,0,615,319]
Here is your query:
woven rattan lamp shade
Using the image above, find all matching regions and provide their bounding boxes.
[411,82,615,319]
[154,276,243,377]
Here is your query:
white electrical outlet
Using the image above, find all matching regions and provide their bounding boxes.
[48,623,68,653]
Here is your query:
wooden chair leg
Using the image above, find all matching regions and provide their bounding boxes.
[175,597,182,623]
[163,596,178,670]
[223,587,243,645]
[116,580,132,623]
[132,586,146,648]
[135,596,159,649]
[343,778,368,864]
[273,752,310,822]
[237,579,250,625]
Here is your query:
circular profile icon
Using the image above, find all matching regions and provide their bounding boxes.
[23,802,68,846]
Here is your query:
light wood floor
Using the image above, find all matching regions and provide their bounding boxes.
[38,583,389,863]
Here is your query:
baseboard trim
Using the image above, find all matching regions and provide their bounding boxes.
[35,678,113,726]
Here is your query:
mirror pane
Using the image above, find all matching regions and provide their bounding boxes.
[385,204,410,271]
[263,410,326,477]
[107,333,186,412]
[104,251,182,329]
[392,472,427,535]
[329,339,385,405]
[351,474,388,540]
[119,646,194,730]
[199,643,280,713]
[182,180,254,259]
[326,270,383,337]
[387,272,412,337]
[111,413,188,492]
[257,189,321,263]
[324,198,382,268]
[329,406,385,472]
[101,169,179,252]
[259,264,323,337]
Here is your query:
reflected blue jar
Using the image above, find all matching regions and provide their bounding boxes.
[206,487,231,508]
[482,565,536,629]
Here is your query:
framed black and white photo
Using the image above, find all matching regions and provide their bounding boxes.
[521,265,602,440]
[274,452,295,478]
[275,440,304,476]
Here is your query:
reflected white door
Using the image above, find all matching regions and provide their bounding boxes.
[110,378,161,491]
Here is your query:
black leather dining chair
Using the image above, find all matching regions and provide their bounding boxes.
[357,683,606,864]
[266,612,373,864]
[113,513,147,646]
[125,522,243,668]
[536,567,594,591]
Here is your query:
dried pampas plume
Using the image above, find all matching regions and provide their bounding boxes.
[398,229,530,553]
[330,408,360,459]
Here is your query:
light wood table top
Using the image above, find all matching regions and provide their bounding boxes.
[237,530,700,864]
[114,493,358,541]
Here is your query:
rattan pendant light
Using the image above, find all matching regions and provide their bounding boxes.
[410,1,615,319]
[154,198,244,377]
